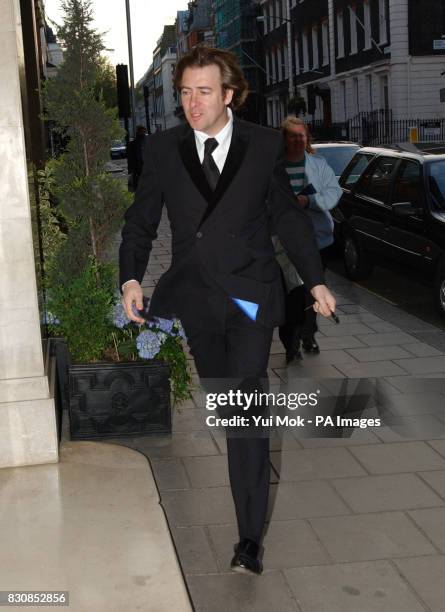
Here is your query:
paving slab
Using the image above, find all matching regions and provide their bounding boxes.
[331,473,445,513]
[345,346,413,361]
[309,512,436,562]
[336,360,410,378]
[355,332,419,346]
[284,560,427,612]
[267,481,350,521]
[207,520,329,571]
[374,415,445,442]
[132,431,219,458]
[150,457,191,490]
[395,556,445,612]
[393,356,445,374]
[270,447,367,481]
[186,571,299,612]
[408,508,445,553]
[170,526,219,574]
[348,441,445,474]
[160,486,237,526]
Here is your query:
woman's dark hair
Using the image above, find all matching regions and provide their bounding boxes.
[173,44,249,110]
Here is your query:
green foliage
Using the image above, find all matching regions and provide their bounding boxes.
[47,258,116,363]
[157,336,193,406]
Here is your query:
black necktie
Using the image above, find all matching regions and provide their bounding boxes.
[202,137,220,191]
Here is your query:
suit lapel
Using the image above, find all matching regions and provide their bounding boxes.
[198,117,250,228]
[178,126,214,204]
[178,116,251,227]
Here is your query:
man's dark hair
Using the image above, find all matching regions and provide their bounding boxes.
[173,44,249,110]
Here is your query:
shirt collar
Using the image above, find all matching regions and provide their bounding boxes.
[194,106,233,145]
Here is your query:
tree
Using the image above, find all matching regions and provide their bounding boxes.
[43,0,130,269]
[42,0,132,361]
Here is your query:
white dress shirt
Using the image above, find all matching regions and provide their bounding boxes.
[122,107,234,292]
[193,105,233,172]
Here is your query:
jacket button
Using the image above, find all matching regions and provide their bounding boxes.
[196,231,203,238]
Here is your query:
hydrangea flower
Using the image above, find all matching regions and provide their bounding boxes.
[152,317,174,334]
[136,329,167,359]
[112,301,132,329]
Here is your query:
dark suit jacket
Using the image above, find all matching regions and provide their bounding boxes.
[119,115,324,331]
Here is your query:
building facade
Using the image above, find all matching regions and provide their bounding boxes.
[215,0,265,122]
[261,0,445,140]
[152,25,180,130]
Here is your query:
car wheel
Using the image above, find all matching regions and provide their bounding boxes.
[434,264,445,320]
[343,234,373,281]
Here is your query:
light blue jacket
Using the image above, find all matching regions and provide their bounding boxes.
[302,151,342,249]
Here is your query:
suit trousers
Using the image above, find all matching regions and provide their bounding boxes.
[182,296,274,545]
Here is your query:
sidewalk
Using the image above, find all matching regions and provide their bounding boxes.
[108,211,445,611]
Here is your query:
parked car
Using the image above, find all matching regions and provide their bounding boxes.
[332,143,445,318]
[110,140,127,159]
[312,142,361,178]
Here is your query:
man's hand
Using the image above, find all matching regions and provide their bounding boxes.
[310,284,336,317]
[122,280,146,324]
[296,194,309,208]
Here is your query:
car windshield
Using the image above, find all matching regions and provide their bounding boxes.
[427,161,445,211]
[314,146,360,176]
[112,140,124,147]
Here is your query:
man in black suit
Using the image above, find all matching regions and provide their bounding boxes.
[119,45,336,575]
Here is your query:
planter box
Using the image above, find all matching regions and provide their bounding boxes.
[50,338,172,439]
[68,361,171,440]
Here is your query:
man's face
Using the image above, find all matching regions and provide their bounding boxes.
[285,124,308,156]
[180,65,234,136]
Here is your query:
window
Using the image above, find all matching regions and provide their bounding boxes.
[364,0,372,49]
[322,20,329,66]
[269,1,274,31]
[312,24,319,69]
[341,153,375,187]
[275,0,280,28]
[294,35,300,74]
[341,80,347,121]
[265,53,270,85]
[353,77,360,113]
[263,4,268,35]
[303,29,309,71]
[282,0,287,20]
[271,49,276,82]
[357,156,399,202]
[366,74,373,110]
[284,42,289,79]
[392,161,424,209]
[379,0,387,44]
[428,161,445,211]
[277,47,283,81]
[337,12,345,58]
[349,5,358,54]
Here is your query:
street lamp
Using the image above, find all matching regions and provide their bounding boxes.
[125,0,137,138]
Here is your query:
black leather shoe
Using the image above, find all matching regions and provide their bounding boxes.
[285,342,303,364]
[302,336,320,354]
[230,538,263,575]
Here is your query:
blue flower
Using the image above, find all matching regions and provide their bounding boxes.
[112,301,131,329]
[136,330,166,359]
[152,317,174,334]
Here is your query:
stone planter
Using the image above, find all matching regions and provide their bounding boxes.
[51,339,172,440]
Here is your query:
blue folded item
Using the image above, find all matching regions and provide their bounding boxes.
[231,297,259,321]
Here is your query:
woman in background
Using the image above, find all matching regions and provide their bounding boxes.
[275,116,342,363]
